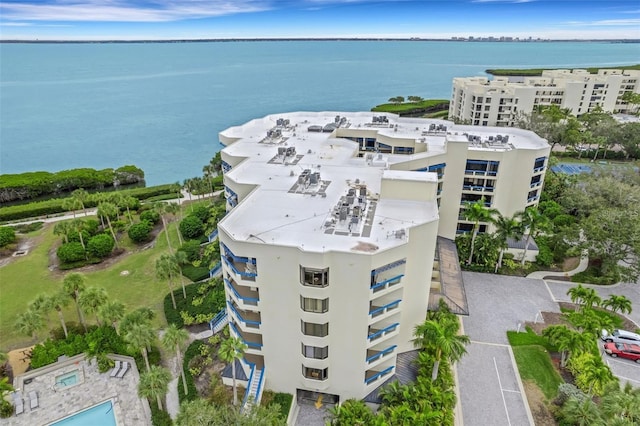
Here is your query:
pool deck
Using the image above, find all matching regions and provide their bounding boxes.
[1,353,151,426]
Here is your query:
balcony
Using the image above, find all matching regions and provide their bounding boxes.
[223,256,257,281]
[464,169,497,177]
[462,185,495,193]
[371,274,403,293]
[366,345,397,364]
[225,277,259,307]
[369,300,401,319]
[527,195,540,204]
[367,322,399,343]
[227,301,261,330]
[229,321,263,350]
[365,366,394,385]
[533,166,545,173]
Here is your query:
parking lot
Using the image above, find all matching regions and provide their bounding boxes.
[457,273,640,425]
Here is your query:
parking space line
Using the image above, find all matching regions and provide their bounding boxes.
[617,375,640,384]
[543,280,557,302]
[607,357,640,370]
[503,389,521,393]
[494,357,512,426]
[471,340,510,348]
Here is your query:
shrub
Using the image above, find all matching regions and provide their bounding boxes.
[179,216,204,240]
[149,401,173,426]
[140,209,161,225]
[555,383,587,406]
[535,241,554,267]
[87,234,115,258]
[179,340,204,403]
[0,399,14,418]
[128,221,153,243]
[181,265,210,282]
[191,205,211,223]
[164,280,225,327]
[179,240,202,263]
[0,226,16,247]
[13,222,43,233]
[57,242,86,264]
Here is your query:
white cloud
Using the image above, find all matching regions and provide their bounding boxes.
[471,0,535,4]
[564,18,640,27]
[0,0,271,23]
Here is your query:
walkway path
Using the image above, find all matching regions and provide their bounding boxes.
[525,250,588,280]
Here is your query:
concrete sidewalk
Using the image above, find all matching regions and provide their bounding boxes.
[526,250,588,280]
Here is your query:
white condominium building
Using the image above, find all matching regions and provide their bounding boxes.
[213,112,549,405]
[449,69,640,126]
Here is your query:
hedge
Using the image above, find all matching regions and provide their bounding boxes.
[0,184,178,222]
[178,340,204,403]
[0,165,144,203]
[164,280,225,328]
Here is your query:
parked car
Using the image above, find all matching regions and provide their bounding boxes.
[601,329,640,345]
[604,342,640,363]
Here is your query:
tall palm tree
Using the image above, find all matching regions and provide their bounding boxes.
[567,285,590,307]
[62,272,87,331]
[29,293,53,329]
[602,295,633,315]
[165,202,183,246]
[123,322,156,371]
[462,198,497,265]
[516,207,550,266]
[153,202,174,254]
[218,336,247,405]
[492,213,523,272]
[543,325,591,367]
[62,197,82,219]
[49,291,71,338]
[78,286,108,326]
[119,307,155,336]
[97,201,120,248]
[138,365,172,411]
[53,221,73,244]
[71,188,90,216]
[172,251,189,298]
[413,317,470,382]
[98,300,126,334]
[71,218,87,253]
[15,309,45,340]
[583,361,616,396]
[162,324,190,395]
[203,164,216,195]
[600,382,640,423]
[156,254,179,309]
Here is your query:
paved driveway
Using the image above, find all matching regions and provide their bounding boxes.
[458,272,561,426]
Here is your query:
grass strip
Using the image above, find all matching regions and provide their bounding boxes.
[512,344,563,400]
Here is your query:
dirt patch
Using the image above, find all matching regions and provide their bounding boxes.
[522,380,557,426]
[0,229,47,268]
[562,257,580,272]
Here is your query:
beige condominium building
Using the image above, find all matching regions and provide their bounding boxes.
[449,69,640,126]
[212,112,550,405]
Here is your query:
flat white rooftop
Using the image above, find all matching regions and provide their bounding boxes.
[218,111,547,253]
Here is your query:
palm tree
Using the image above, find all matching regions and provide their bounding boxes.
[29,293,53,329]
[97,201,120,248]
[582,288,602,311]
[78,286,108,326]
[53,221,73,244]
[156,254,179,309]
[71,218,87,253]
[600,382,640,423]
[161,324,190,395]
[492,213,523,272]
[71,188,90,216]
[517,207,550,266]
[218,336,247,405]
[561,397,604,426]
[462,198,497,265]
[98,300,126,334]
[543,325,591,367]
[153,202,174,253]
[172,251,189,299]
[49,291,71,338]
[583,361,616,396]
[413,317,470,382]
[15,309,45,340]
[165,202,183,246]
[203,164,216,195]
[62,272,88,331]
[123,322,156,371]
[138,365,172,411]
[567,285,590,307]
[602,295,633,315]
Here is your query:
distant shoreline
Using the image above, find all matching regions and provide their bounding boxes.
[2,38,640,44]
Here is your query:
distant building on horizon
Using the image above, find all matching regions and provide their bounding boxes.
[449,68,640,126]
[210,111,550,407]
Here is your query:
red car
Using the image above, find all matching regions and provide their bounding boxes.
[604,342,640,363]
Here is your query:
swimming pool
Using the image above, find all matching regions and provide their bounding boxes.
[55,370,79,387]
[49,400,117,426]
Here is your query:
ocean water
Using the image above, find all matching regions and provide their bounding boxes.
[1,41,639,185]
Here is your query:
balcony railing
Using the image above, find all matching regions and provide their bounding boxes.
[464,170,498,177]
[530,181,542,188]
[365,366,394,385]
[229,321,263,349]
[462,185,495,192]
[369,300,401,318]
[225,278,259,306]
[223,257,257,280]
[209,262,222,279]
[533,166,545,173]
[527,196,540,203]
[366,345,397,364]
[209,308,228,334]
[371,275,403,292]
[367,322,400,342]
[227,301,261,329]
[207,229,219,243]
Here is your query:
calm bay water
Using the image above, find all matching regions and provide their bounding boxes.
[1,41,639,185]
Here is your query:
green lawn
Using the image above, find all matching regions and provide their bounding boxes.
[512,345,563,400]
[0,219,187,351]
[486,64,640,76]
[371,99,449,114]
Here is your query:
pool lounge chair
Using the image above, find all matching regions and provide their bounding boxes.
[29,391,38,410]
[110,360,122,377]
[116,361,129,379]
[13,392,24,415]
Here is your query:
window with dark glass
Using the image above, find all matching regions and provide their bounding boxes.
[303,366,328,380]
[300,297,329,313]
[302,344,328,359]
[300,267,329,288]
[301,321,329,337]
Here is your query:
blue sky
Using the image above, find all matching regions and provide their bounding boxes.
[1,0,639,40]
